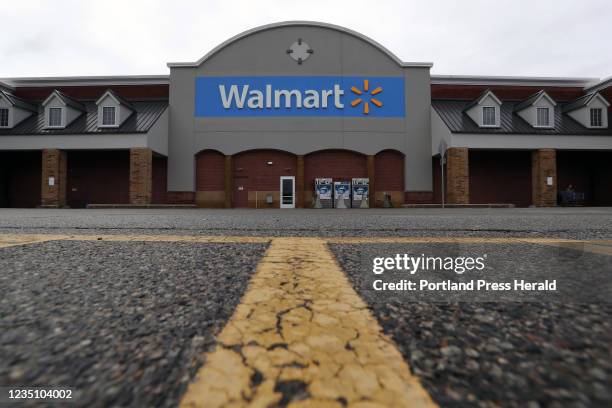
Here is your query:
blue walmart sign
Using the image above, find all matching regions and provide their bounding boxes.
[195,76,405,117]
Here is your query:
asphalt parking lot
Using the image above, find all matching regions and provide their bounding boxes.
[0,208,611,407]
[1,207,612,238]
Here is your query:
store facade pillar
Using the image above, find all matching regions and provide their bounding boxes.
[531,149,557,207]
[367,155,376,206]
[129,148,152,205]
[41,149,67,208]
[446,147,469,204]
[224,155,232,208]
[296,155,304,208]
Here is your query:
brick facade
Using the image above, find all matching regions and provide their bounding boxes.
[67,150,130,208]
[231,150,296,208]
[129,148,152,205]
[405,191,434,204]
[367,155,376,207]
[470,150,532,207]
[531,149,557,207]
[446,147,469,204]
[166,191,195,204]
[41,149,67,207]
[296,155,305,208]
[0,151,41,208]
[374,150,405,207]
[195,150,225,208]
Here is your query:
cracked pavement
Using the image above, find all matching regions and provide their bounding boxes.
[0,208,611,407]
[180,237,434,407]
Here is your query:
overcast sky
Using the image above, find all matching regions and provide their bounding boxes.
[2,0,611,80]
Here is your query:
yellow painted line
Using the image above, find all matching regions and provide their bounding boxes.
[327,237,612,256]
[535,241,612,256]
[0,233,270,245]
[180,237,437,408]
[61,234,270,243]
[327,237,583,244]
[0,234,69,248]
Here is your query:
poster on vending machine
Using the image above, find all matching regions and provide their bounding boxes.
[314,178,333,208]
[334,181,351,208]
[351,178,369,208]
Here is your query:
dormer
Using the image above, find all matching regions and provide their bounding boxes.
[95,90,134,128]
[563,92,609,129]
[514,90,556,129]
[42,90,85,129]
[464,89,502,128]
[0,90,37,129]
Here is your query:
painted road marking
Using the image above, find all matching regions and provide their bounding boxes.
[0,234,68,248]
[1,232,611,406]
[179,237,437,407]
[0,234,269,244]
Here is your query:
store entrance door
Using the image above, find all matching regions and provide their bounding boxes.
[280,176,295,208]
[233,176,248,207]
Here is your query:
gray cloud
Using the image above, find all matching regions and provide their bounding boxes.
[1,0,610,79]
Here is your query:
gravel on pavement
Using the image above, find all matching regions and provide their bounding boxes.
[1,208,612,239]
[330,243,612,408]
[0,240,267,408]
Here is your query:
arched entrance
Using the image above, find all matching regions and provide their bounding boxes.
[232,150,297,208]
[304,150,368,206]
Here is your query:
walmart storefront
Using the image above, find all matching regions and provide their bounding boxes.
[0,21,611,208]
[168,21,432,209]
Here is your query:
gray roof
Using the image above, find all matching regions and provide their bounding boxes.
[0,100,168,135]
[513,90,546,112]
[433,99,612,135]
[47,90,86,112]
[99,89,135,110]
[0,90,38,112]
[462,89,492,112]
[561,92,598,113]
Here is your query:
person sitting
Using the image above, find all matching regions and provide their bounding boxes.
[564,184,576,206]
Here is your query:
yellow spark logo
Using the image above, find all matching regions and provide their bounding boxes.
[350,79,383,115]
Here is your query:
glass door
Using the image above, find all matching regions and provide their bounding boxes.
[280,176,295,209]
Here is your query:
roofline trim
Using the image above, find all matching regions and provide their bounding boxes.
[42,90,66,107]
[592,92,611,107]
[0,75,169,88]
[167,21,433,69]
[477,89,502,106]
[0,81,14,92]
[584,75,612,92]
[431,74,598,87]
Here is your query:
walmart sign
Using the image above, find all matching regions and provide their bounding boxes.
[195,76,405,117]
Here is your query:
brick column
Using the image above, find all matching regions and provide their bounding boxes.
[224,155,232,208]
[296,155,304,208]
[531,149,557,207]
[129,148,152,205]
[446,147,469,204]
[41,149,67,207]
[367,155,376,207]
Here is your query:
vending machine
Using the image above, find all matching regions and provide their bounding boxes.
[351,178,369,208]
[314,178,333,208]
[333,181,351,209]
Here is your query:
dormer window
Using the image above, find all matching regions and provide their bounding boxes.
[514,90,556,129]
[0,108,8,127]
[536,107,550,127]
[482,106,496,126]
[563,92,609,129]
[463,89,502,128]
[102,106,116,126]
[42,90,85,129]
[96,89,134,128]
[48,107,63,127]
[590,108,603,127]
[0,90,36,129]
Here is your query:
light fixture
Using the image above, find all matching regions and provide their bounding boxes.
[267,161,274,165]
